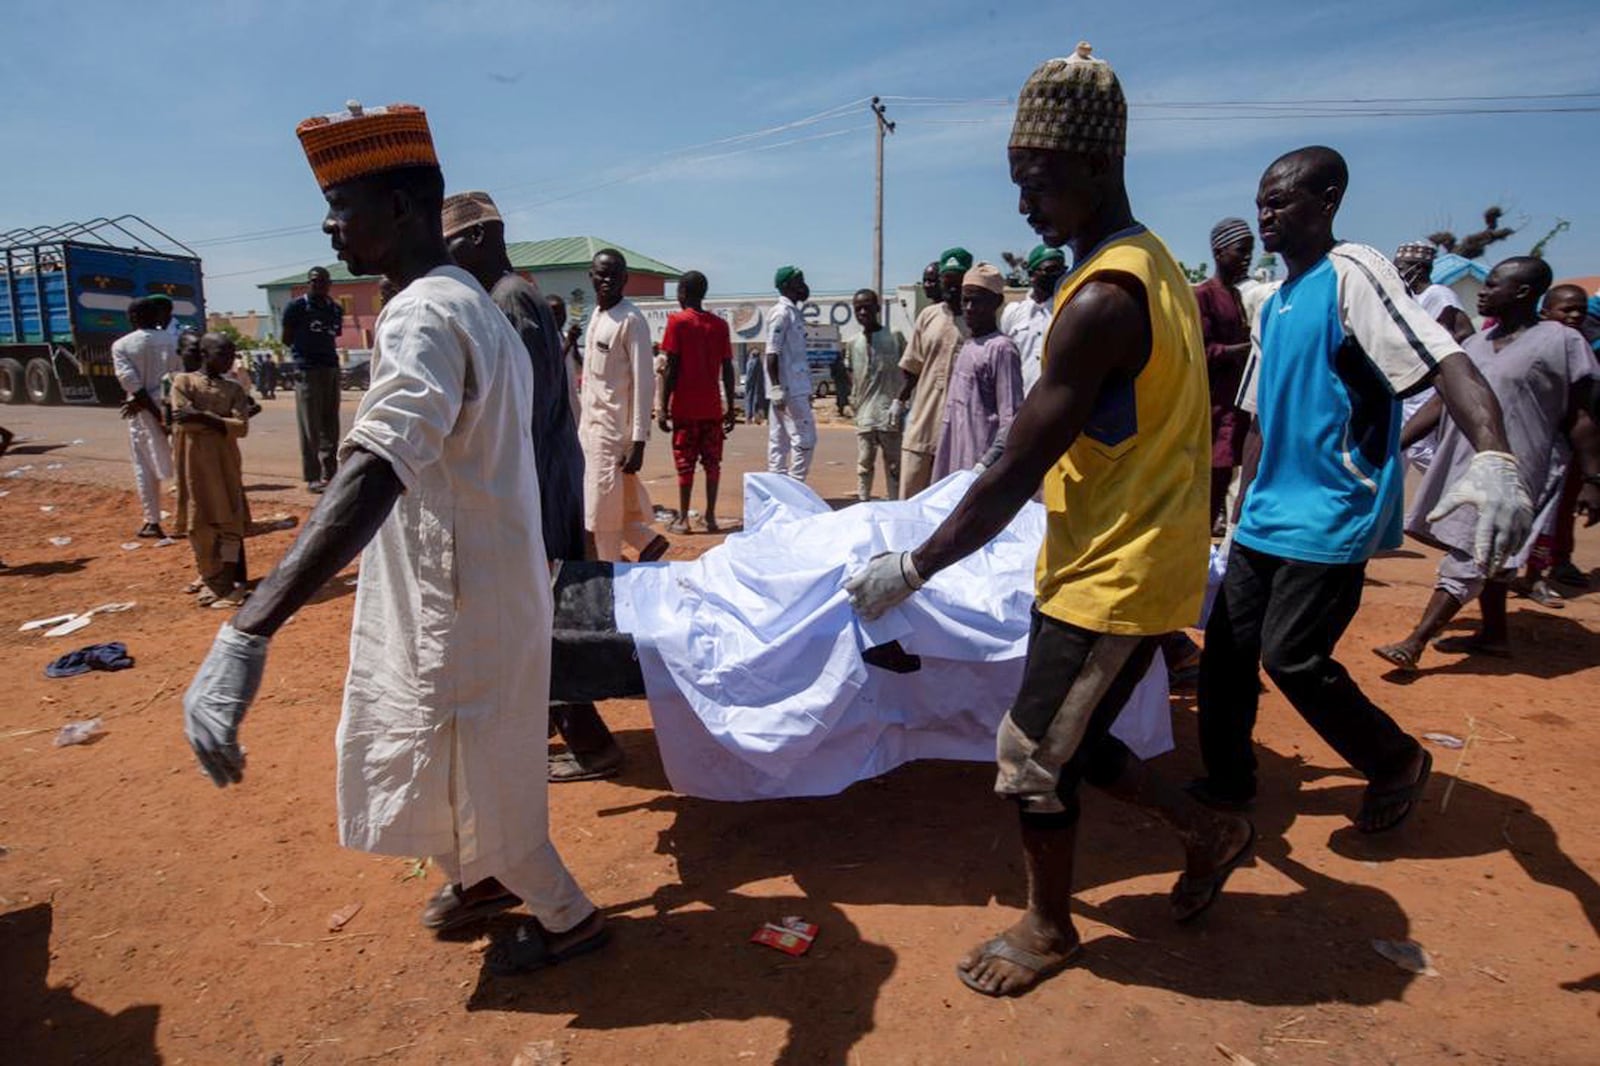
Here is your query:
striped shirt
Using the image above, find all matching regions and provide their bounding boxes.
[1235,242,1460,564]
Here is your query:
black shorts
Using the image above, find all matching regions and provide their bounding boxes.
[1007,607,1160,826]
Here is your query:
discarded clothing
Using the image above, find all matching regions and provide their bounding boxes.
[45,642,135,678]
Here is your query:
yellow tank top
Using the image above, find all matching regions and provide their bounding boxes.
[1034,227,1210,635]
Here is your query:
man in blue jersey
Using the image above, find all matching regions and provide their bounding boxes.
[1193,146,1532,834]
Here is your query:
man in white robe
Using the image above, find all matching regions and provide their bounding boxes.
[181,101,605,975]
[579,248,667,562]
[111,296,176,538]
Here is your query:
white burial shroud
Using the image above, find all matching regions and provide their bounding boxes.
[614,471,1196,802]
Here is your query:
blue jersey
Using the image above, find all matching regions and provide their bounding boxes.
[1235,243,1458,565]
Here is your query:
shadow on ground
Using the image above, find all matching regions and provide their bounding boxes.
[0,903,161,1065]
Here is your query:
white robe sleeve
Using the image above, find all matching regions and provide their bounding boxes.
[340,298,466,492]
[626,311,653,443]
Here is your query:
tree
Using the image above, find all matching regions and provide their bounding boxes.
[1529,219,1570,259]
[1429,205,1517,262]
[1179,259,1210,284]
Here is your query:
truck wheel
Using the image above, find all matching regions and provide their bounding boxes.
[25,358,60,405]
[0,358,26,404]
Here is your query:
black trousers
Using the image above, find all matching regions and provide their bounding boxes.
[1197,543,1419,800]
[296,367,341,484]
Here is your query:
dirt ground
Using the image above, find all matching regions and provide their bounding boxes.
[3,428,1600,1065]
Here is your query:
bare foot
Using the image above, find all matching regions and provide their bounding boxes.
[956,914,1081,997]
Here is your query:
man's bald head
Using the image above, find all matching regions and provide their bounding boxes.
[1256,146,1348,269]
[1267,146,1348,200]
[1479,255,1554,320]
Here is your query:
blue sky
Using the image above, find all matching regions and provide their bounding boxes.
[4,1,1597,313]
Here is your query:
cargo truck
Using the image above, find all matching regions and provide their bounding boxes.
[0,216,205,405]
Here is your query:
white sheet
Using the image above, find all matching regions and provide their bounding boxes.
[614,471,1181,802]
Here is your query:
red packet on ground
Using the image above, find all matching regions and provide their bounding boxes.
[750,916,818,956]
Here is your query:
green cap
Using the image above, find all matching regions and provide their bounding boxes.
[937,247,973,275]
[145,293,174,305]
[1026,244,1065,271]
[774,265,803,290]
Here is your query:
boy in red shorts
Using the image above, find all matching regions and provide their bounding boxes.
[659,270,737,533]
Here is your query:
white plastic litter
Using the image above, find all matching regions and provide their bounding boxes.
[154,537,179,548]
[120,542,142,551]
[47,536,71,547]
[39,505,54,513]
[45,463,64,470]
[3,466,33,478]
[0,490,10,497]
[43,615,93,638]
[70,438,87,445]
[19,613,77,633]
[85,602,137,615]
[1421,731,1466,750]
[54,719,104,747]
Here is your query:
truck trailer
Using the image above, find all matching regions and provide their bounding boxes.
[0,216,205,405]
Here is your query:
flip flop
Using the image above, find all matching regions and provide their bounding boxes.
[1357,750,1433,834]
[1170,821,1256,923]
[420,881,520,932]
[1371,643,1419,673]
[486,915,610,975]
[548,749,623,783]
[955,936,1082,998]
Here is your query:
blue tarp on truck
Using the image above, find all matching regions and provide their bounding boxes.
[0,216,204,405]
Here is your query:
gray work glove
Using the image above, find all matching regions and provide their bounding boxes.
[1426,450,1534,574]
[183,622,270,787]
[844,550,926,621]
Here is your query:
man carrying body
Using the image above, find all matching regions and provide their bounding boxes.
[281,266,344,493]
[845,288,905,501]
[1193,218,1255,533]
[846,44,1252,998]
[659,270,736,533]
[182,102,606,973]
[1000,244,1065,394]
[442,190,621,784]
[932,262,1023,479]
[172,333,252,608]
[896,247,972,497]
[112,297,176,539]
[581,249,668,562]
[765,266,817,481]
[1194,147,1531,834]
[1373,260,1599,668]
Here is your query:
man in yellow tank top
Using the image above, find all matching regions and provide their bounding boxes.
[846,44,1253,998]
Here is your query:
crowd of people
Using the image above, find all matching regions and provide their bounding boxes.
[151,41,1599,999]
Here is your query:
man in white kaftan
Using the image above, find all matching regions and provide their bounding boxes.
[333,265,593,931]
[111,297,176,536]
[579,249,661,561]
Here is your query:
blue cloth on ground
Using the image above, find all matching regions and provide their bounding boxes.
[45,642,135,678]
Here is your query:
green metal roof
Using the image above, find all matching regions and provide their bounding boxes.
[259,236,682,288]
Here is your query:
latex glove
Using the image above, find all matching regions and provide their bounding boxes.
[844,551,926,621]
[971,461,987,475]
[889,398,905,424]
[768,383,788,411]
[1426,450,1533,573]
[183,622,269,787]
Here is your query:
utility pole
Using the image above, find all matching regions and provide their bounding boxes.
[871,97,895,305]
